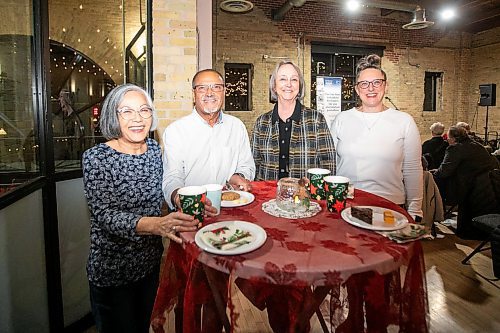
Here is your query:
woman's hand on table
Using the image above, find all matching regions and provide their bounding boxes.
[136,212,199,244]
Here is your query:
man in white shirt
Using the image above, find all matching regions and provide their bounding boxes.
[162,69,255,209]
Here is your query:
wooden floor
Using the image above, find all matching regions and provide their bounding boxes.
[85,224,500,332]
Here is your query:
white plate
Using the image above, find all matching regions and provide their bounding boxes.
[221,191,255,208]
[341,206,408,231]
[195,220,267,255]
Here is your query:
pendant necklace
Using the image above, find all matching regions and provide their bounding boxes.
[359,107,386,131]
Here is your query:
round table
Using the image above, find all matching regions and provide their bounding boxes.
[152,181,428,333]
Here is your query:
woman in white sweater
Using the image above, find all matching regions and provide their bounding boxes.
[331,54,423,220]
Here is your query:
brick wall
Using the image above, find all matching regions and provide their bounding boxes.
[470,28,500,141]
[213,0,499,143]
[152,0,197,142]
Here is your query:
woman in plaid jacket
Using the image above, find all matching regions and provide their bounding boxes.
[251,60,336,181]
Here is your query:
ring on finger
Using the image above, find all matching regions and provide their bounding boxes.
[172,225,177,232]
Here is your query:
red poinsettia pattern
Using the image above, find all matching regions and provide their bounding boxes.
[151,181,427,333]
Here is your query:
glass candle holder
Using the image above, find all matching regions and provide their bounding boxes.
[276,177,310,212]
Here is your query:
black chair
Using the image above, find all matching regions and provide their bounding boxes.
[461,169,500,278]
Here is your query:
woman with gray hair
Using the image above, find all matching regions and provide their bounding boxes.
[251,60,335,180]
[422,122,448,170]
[82,84,199,333]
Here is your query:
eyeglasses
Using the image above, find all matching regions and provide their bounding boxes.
[356,79,386,89]
[193,84,225,93]
[117,107,153,120]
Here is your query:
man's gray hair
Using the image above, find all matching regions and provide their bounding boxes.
[269,61,305,103]
[99,84,157,140]
[430,122,445,136]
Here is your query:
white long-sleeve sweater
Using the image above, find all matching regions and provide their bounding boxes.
[331,107,423,217]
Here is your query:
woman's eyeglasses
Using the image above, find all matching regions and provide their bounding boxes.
[193,84,225,93]
[356,79,386,89]
[117,107,153,120]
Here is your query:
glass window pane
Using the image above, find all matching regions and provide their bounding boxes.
[312,54,331,76]
[0,0,39,195]
[335,54,355,75]
[49,0,148,172]
[224,63,252,111]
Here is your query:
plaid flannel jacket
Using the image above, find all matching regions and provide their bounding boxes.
[251,105,336,180]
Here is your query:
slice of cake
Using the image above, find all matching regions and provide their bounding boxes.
[383,210,395,224]
[351,206,373,224]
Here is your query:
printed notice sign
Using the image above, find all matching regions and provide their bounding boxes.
[316,76,342,128]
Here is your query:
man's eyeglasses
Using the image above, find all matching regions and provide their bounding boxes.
[193,84,225,93]
[117,107,153,120]
[356,79,386,89]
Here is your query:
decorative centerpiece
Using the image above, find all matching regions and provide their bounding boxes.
[276,177,310,212]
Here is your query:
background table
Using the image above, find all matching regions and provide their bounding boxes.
[151,181,428,333]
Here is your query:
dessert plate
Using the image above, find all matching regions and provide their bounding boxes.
[195,220,267,255]
[221,190,255,208]
[341,206,408,231]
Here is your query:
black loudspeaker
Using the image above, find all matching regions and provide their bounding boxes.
[479,84,496,106]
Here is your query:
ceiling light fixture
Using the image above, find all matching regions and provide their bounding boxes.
[220,0,254,14]
[402,7,434,30]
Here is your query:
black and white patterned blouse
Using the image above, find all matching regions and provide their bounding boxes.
[82,138,164,287]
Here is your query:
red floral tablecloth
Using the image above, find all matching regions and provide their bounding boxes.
[151,181,428,333]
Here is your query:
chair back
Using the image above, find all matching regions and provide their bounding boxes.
[489,169,500,203]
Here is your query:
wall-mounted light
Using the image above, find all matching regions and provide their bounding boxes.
[0,128,7,136]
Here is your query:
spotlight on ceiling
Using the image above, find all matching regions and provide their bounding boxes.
[441,8,456,21]
[346,0,361,12]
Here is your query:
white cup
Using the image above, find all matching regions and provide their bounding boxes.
[204,184,223,215]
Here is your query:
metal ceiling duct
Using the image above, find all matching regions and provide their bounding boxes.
[272,0,308,21]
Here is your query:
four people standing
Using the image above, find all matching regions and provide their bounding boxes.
[86,54,495,331]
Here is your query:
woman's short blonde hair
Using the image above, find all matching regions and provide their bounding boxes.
[269,61,305,103]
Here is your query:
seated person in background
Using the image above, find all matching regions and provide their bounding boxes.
[422,122,448,170]
[251,60,335,180]
[162,69,255,209]
[431,126,499,239]
[456,121,486,146]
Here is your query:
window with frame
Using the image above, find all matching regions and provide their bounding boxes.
[311,44,384,111]
[423,72,443,111]
[224,63,252,111]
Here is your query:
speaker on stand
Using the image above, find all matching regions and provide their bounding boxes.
[479,84,496,143]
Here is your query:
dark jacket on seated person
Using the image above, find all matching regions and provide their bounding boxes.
[422,136,448,170]
[433,135,499,239]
